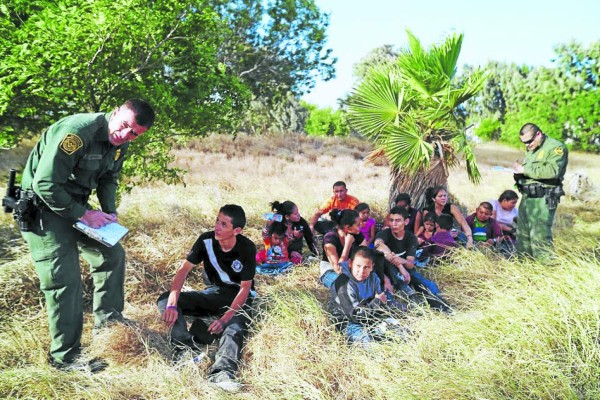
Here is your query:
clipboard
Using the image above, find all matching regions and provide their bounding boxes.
[73,221,129,247]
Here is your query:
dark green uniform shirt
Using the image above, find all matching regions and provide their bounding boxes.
[522,135,568,187]
[22,112,128,222]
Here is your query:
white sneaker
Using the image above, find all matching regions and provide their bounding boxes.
[208,371,243,393]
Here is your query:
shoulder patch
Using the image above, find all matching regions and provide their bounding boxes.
[114,148,122,161]
[554,147,564,156]
[231,259,243,272]
[59,134,83,155]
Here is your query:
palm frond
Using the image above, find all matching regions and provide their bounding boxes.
[434,33,463,79]
[364,147,387,165]
[383,114,434,171]
[405,30,424,60]
[450,68,490,106]
[348,66,405,139]
[451,133,482,184]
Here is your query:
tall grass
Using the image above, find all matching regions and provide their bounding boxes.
[1,133,599,399]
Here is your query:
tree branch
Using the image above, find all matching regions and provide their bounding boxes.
[120,12,187,81]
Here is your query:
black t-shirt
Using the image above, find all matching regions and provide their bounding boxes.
[375,229,418,259]
[424,203,454,224]
[186,231,256,288]
[322,231,365,262]
[288,217,318,254]
[406,207,418,233]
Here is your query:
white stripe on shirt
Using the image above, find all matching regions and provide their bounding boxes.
[204,238,237,286]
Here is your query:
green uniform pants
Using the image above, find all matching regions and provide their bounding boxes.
[22,208,125,365]
[516,195,556,262]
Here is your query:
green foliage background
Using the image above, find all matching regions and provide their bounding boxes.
[0,0,336,188]
[302,101,349,136]
[465,41,600,151]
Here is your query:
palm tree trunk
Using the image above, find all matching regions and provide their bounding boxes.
[388,156,448,210]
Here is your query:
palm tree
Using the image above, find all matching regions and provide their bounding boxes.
[348,31,488,209]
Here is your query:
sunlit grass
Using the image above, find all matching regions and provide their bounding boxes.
[1,133,599,399]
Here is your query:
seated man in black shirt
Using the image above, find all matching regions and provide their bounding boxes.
[157,204,256,392]
[374,207,451,312]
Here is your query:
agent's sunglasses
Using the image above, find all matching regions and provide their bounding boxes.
[521,132,539,145]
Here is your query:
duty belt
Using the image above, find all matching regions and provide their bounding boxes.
[520,184,564,198]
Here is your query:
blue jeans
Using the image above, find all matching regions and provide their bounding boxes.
[320,270,339,288]
[345,322,373,344]
[256,261,293,275]
[409,270,440,295]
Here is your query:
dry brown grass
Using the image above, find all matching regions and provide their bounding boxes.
[1,133,599,399]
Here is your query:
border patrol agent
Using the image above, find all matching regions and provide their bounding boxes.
[20,99,155,371]
[512,123,568,262]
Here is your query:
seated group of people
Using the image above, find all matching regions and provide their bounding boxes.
[306,181,520,345]
[156,182,520,390]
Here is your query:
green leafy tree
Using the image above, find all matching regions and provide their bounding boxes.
[466,40,600,152]
[474,118,501,141]
[302,102,349,136]
[211,0,336,133]
[0,0,250,188]
[243,94,308,134]
[0,0,336,187]
[348,31,487,208]
[353,45,398,81]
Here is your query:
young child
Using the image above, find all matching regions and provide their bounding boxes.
[416,212,436,263]
[430,213,458,258]
[465,202,503,248]
[356,203,376,247]
[256,221,294,274]
[329,246,403,344]
[417,213,436,245]
[268,200,318,262]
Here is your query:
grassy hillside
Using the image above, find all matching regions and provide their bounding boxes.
[1,134,599,399]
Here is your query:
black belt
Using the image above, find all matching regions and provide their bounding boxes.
[521,184,563,198]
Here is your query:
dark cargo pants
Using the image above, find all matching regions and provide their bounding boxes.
[22,208,125,364]
[516,195,556,262]
[157,285,253,375]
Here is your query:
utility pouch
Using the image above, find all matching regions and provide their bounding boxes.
[14,190,41,232]
[545,186,565,211]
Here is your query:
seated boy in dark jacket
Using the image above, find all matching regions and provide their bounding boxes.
[465,202,503,248]
[329,246,404,344]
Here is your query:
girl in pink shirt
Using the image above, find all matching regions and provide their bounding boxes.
[356,203,376,247]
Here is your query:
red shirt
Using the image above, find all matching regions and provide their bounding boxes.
[256,237,290,264]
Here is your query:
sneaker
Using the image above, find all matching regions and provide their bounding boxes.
[427,294,453,314]
[384,291,408,312]
[208,370,243,393]
[50,357,108,373]
[173,350,206,370]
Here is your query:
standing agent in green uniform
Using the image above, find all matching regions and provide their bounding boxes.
[512,123,568,262]
[20,99,155,371]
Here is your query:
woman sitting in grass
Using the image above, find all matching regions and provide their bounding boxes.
[421,186,473,247]
[267,200,318,262]
[490,190,519,241]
